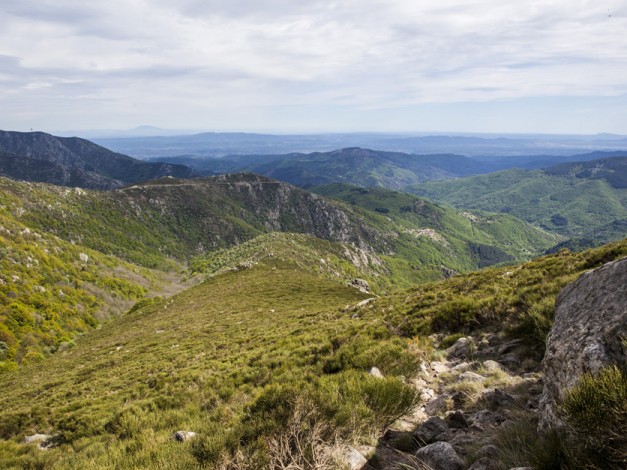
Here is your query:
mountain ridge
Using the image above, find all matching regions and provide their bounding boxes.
[0,130,195,189]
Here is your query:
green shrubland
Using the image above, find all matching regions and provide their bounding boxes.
[0,172,625,468]
[0,200,171,370]
[1,234,624,467]
[0,175,561,370]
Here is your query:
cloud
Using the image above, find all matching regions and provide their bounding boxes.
[1,0,626,132]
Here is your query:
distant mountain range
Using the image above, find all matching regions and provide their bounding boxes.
[0,130,195,189]
[92,131,627,158]
[0,129,623,253]
[148,147,627,190]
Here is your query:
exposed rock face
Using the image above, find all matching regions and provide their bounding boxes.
[348,278,370,293]
[120,173,386,253]
[539,257,627,430]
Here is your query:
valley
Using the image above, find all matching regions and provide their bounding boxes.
[0,130,625,469]
[3,1,627,468]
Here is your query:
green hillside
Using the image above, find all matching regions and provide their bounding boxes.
[0,225,624,468]
[0,184,188,372]
[407,157,627,243]
[0,254,417,469]
[313,183,561,283]
[0,175,559,371]
[189,232,389,291]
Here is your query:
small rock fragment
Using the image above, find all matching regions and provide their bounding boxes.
[347,447,367,469]
[413,417,450,445]
[173,431,197,442]
[415,441,464,470]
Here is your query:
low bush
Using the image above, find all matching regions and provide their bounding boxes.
[561,365,627,469]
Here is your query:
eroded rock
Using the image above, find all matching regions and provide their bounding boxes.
[413,416,450,445]
[539,257,627,430]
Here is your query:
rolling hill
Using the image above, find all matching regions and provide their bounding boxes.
[150,148,494,189]
[408,157,627,245]
[0,222,624,468]
[0,130,195,189]
[0,173,560,372]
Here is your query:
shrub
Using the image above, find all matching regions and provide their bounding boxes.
[561,365,627,468]
[510,297,554,349]
[267,395,341,470]
[360,376,418,429]
[190,427,228,466]
[21,351,45,366]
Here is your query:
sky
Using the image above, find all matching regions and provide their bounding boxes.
[1,0,627,135]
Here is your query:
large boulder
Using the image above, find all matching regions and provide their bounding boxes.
[539,257,627,430]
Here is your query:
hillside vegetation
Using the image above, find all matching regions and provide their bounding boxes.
[0,256,417,469]
[313,183,561,283]
[0,182,188,372]
[0,225,624,467]
[408,157,627,244]
[0,174,559,371]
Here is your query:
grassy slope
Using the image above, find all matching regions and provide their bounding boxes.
[371,238,627,346]
[190,232,390,291]
[407,166,627,239]
[0,232,624,468]
[0,258,418,469]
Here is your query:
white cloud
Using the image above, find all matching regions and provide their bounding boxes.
[0,0,626,132]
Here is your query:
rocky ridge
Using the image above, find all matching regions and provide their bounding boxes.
[347,333,542,470]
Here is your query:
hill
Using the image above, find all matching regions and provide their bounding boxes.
[0,130,195,189]
[0,222,624,467]
[0,182,191,372]
[4,173,559,285]
[408,157,627,243]
[312,183,561,277]
[151,148,495,189]
[0,174,559,371]
[148,148,627,193]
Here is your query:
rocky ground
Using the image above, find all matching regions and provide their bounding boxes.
[353,257,627,470]
[352,333,544,470]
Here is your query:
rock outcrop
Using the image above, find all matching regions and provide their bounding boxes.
[539,257,627,430]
